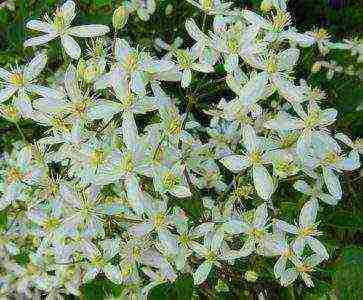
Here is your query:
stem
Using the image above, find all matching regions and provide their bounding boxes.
[202,13,207,32]
[15,122,26,141]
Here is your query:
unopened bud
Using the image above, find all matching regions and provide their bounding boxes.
[165,4,173,16]
[245,270,258,282]
[260,0,273,12]
[311,62,322,73]
[113,5,129,31]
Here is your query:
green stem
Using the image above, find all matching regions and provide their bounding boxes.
[15,122,26,141]
[202,13,207,32]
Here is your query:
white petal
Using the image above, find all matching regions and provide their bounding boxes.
[299,199,318,228]
[222,220,248,234]
[122,111,138,152]
[0,67,11,81]
[334,133,353,147]
[181,69,192,88]
[280,268,298,286]
[275,220,298,234]
[61,35,81,60]
[103,264,122,284]
[193,261,213,285]
[211,230,224,252]
[225,54,239,73]
[243,10,273,30]
[318,193,338,206]
[111,68,128,99]
[24,34,57,47]
[277,48,300,71]
[239,72,268,105]
[125,175,146,215]
[158,229,178,253]
[33,97,68,114]
[24,52,47,81]
[27,84,64,99]
[322,168,342,200]
[88,101,121,120]
[274,256,287,278]
[253,203,269,228]
[220,155,250,173]
[252,165,274,200]
[65,64,81,100]
[114,38,132,63]
[61,0,76,24]
[128,222,153,237]
[0,86,17,103]
[17,145,32,166]
[69,25,110,37]
[170,185,191,198]
[131,71,146,95]
[243,124,258,153]
[83,266,100,283]
[293,180,312,195]
[14,92,33,117]
[185,18,207,42]
[307,237,329,260]
[336,152,360,171]
[26,20,54,33]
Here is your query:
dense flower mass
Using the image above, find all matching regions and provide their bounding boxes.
[0,0,362,299]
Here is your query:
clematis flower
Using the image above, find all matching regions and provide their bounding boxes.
[220,124,275,200]
[24,0,110,59]
[0,52,62,116]
[275,199,329,260]
[186,0,233,15]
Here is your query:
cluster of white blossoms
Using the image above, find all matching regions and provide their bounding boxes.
[0,0,362,299]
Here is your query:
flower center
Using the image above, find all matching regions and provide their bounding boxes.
[163,172,178,189]
[6,168,23,184]
[176,50,192,69]
[90,149,105,168]
[250,150,262,164]
[323,151,339,166]
[9,72,24,87]
[168,119,182,135]
[154,212,166,228]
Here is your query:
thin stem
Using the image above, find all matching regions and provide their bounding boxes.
[202,13,207,32]
[15,122,26,141]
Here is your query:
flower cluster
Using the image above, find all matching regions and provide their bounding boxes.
[0,0,361,299]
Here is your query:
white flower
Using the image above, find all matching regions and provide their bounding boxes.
[220,125,275,200]
[0,52,62,117]
[275,199,329,260]
[24,0,110,59]
[186,0,233,15]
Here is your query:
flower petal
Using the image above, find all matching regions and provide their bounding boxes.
[322,167,342,200]
[220,155,250,173]
[252,165,274,200]
[24,52,47,81]
[0,86,17,103]
[181,69,192,88]
[299,199,318,228]
[61,35,81,60]
[26,20,54,33]
[0,67,11,81]
[193,261,213,285]
[69,25,110,37]
[24,34,57,48]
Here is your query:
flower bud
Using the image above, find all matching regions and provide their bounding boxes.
[165,4,173,16]
[311,62,322,73]
[113,5,129,31]
[245,270,258,282]
[260,0,273,12]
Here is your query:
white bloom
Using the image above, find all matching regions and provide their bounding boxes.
[24,0,110,59]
